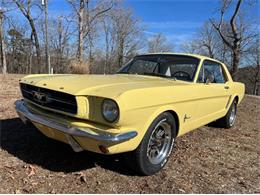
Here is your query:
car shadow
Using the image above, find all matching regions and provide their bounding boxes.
[0,118,135,176]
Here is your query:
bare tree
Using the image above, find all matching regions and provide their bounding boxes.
[85,16,99,72]
[67,0,113,63]
[197,22,219,58]
[210,0,256,80]
[0,8,7,74]
[246,38,260,95]
[42,0,50,73]
[180,40,200,54]
[67,0,84,62]
[110,8,143,69]
[147,33,173,53]
[101,13,118,73]
[102,17,111,73]
[6,16,36,74]
[180,20,234,68]
[13,0,42,73]
[0,0,13,74]
[49,16,72,73]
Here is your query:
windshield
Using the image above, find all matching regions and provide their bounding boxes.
[117,55,200,82]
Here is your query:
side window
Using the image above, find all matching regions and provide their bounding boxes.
[197,60,226,83]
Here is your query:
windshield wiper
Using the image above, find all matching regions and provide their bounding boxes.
[116,72,129,74]
[143,72,176,80]
[117,72,176,80]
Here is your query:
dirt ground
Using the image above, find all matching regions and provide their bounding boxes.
[0,74,259,193]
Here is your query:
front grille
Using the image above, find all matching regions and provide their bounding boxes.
[20,83,77,114]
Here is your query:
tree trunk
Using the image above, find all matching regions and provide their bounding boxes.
[0,11,7,74]
[253,65,260,95]
[104,28,109,74]
[14,0,41,73]
[253,81,257,95]
[88,42,92,73]
[118,39,124,68]
[76,0,85,62]
[24,16,40,73]
[231,48,240,81]
[44,0,51,73]
[18,17,39,73]
[204,44,214,58]
[210,0,243,81]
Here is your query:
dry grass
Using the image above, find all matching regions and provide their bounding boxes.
[0,74,259,193]
[69,60,90,74]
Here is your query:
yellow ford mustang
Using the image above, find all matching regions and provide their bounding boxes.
[15,53,245,175]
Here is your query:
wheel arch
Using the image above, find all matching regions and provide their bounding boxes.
[234,95,239,104]
[144,108,180,137]
[227,95,239,111]
[164,110,180,137]
[132,106,182,153]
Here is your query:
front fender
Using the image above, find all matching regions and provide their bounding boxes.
[115,104,181,152]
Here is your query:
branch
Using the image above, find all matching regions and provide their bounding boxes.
[91,4,113,24]
[83,3,113,39]
[210,18,232,49]
[230,0,242,40]
[66,0,80,17]
[13,0,28,17]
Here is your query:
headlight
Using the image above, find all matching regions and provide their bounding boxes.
[102,99,119,122]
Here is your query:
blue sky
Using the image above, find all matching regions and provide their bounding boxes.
[124,0,219,45]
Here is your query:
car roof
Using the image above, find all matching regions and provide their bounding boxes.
[137,52,224,64]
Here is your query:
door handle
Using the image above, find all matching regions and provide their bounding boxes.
[224,86,229,89]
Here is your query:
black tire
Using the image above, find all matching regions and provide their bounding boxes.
[215,100,237,128]
[125,112,177,176]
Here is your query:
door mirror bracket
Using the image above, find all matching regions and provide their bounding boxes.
[205,74,214,84]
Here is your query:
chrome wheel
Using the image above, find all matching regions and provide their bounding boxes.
[147,119,172,164]
[229,104,236,126]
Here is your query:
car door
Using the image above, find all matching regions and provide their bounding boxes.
[194,60,231,125]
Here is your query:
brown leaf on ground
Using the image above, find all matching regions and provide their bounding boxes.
[27,165,36,177]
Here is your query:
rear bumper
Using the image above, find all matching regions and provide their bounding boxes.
[15,100,137,143]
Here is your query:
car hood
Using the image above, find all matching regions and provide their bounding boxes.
[21,74,189,98]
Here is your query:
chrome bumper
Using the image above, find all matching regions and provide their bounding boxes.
[14,100,137,143]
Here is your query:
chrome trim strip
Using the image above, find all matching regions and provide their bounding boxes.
[225,95,232,109]
[21,88,33,94]
[47,97,76,105]
[15,100,137,143]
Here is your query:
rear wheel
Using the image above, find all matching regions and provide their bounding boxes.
[125,112,176,175]
[216,100,237,128]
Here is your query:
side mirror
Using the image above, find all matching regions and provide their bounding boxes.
[205,74,214,84]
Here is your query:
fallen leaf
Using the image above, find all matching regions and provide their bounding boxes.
[15,189,21,194]
[4,165,13,169]
[27,165,36,177]
[80,175,87,183]
[31,182,38,186]
[9,175,15,180]
[178,188,185,193]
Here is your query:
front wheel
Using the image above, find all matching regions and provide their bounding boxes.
[125,112,176,175]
